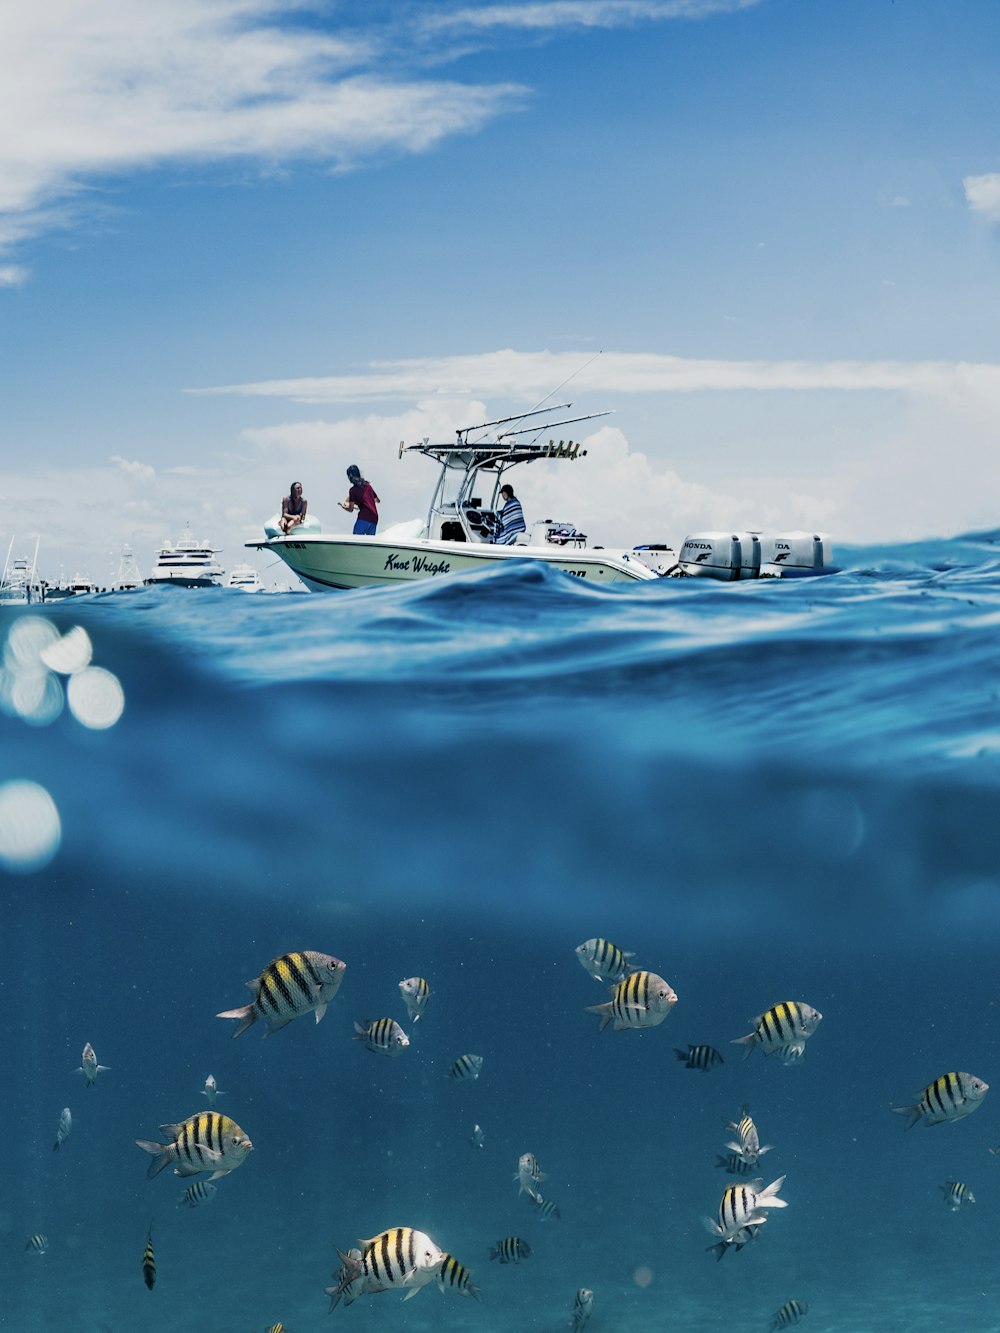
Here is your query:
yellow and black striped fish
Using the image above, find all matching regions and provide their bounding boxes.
[769,1298,809,1329]
[732,1001,822,1060]
[330,1227,444,1305]
[217,950,346,1038]
[723,1105,771,1166]
[715,1152,755,1177]
[399,976,431,1023]
[437,1253,482,1300]
[142,1224,156,1290]
[894,1071,989,1129]
[264,1325,286,1332]
[575,937,636,984]
[572,1287,594,1331]
[25,1234,49,1254]
[703,1176,787,1260]
[448,1053,483,1081]
[585,970,677,1033]
[325,1247,365,1311]
[354,1017,409,1056]
[675,1044,724,1071]
[177,1180,218,1209]
[940,1180,976,1210]
[134,1111,253,1181]
[488,1236,532,1264]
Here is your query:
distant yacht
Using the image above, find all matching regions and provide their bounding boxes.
[113,543,144,592]
[225,562,263,593]
[0,536,40,605]
[43,573,97,601]
[145,527,223,589]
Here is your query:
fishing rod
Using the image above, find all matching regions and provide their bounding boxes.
[457,404,573,442]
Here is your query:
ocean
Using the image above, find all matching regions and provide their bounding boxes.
[2,532,1000,1333]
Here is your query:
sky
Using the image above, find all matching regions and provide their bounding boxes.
[2,0,999,584]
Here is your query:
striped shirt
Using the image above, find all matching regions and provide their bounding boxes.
[494,496,525,544]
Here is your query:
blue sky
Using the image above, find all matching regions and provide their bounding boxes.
[2,0,999,582]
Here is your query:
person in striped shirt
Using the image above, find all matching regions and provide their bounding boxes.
[492,484,526,544]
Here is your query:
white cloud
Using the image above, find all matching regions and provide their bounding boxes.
[964,173,1000,222]
[0,264,28,287]
[111,455,156,483]
[422,0,759,34]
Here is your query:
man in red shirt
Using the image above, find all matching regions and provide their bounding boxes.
[340,465,380,535]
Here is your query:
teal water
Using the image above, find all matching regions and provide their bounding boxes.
[2,536,1000,1332]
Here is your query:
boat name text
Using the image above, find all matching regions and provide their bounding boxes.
[384,552,452,576]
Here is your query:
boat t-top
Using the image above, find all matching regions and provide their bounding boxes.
[145,526,224,588]
[0,537,40,605]
[251,406,832,591]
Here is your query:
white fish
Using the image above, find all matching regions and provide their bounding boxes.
[200,1074,225,1106]
[571,1287,594,1331]
[468,1123,485,1149]
[703,1176,787,1260]
[328,1227,444,1306]
[514,1151,546,1202]
[723,1105,771,1166]
[585,971,677,1033]
[575,938,636,983]
[354,1018,409,1056]
[940,1181,975,1211]
[52,1107,72,1152]
[894,1072,989,1129]
[398,977,431,1023]
[74,1042,109,1088]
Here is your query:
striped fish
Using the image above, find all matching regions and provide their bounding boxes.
[449,1053,483,1082]
[142,1224,156,1290]
[571,1287,594,1331]
[715,1153,755,1177]
[326,1247,365,1311]
[75,1041,110,1087]
[52,1106,72,1151]
[940,1180,976,1211]
[217,950,346,1038]
[675,1044,724,1072]
[575,937,636,984]
[894,1072,989,1129]
[703,1176,787,1260]
[437,1253,482,1301]
[732,1001,822,1060]
[585,970,678,1033]
[489,1236,532,1264]
[25,1234,49,1254]
[515,1151,546,1201]
[769,1298,809,1329]
[531,1195,561,1221]
[329,1227,444,1306]
[265,1325,286,1332]
[177,1180,218,1209]
[134,1111,253,1180]
[354,1018,409,1056]
[723,1105,771,1166]
[399,976,431,1023]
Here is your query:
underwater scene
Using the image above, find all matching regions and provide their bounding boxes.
[3,532,1000,1333]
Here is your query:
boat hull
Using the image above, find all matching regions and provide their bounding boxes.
[253,534,657,591]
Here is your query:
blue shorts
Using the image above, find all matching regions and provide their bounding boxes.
[353,519,377,536]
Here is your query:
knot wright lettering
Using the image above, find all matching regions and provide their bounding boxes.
[383,552,452,576]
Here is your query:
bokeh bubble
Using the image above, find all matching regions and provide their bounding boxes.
[40,625,93,676]
[67,666,125,730]
[0,780,61,872]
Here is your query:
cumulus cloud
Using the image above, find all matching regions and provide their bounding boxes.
[964,173,1000,223]
[111,455,156,483]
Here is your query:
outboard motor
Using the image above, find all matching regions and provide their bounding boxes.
[759,532,831,578]
[675,531,760,581]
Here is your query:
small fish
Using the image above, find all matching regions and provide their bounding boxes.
[575,937,636,984]
[940,1180,976,1211]
[489,1235,532,1264]
[571,1287,594,1331]
[715,1153,755,1177]
[142,1224,156,1290]
[399,976,431,1024]
[53,1107,72,1152]
[703,1176,787,1260]
[732,1002,823,1061]
[894,1072,989,1129]
[449,1053,483,1082]
[326,1247,366,1310]
[264,1325,286,1333]
[468,1123,485,1149]
[329,1228,444,1306]
[437,1253,482,1301]
[675,1044,724,1072]
[515,1151,546,1201]
[177,1180,218,1209]
[531,1195,561,1221]
[134,1111,253,1181]
[354,1018,409,1056]
[585,970,678,1033]
[723,1105,771,1167]
[988,1145,1000,1155]
[217,950,347,1038]
[74,1042,110,1087]
[25,1234,49,1255]
[769,1298,809,1329]
[200,1074,225,1106]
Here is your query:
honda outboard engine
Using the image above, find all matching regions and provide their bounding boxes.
[759,532,831,578]
[675,531,761,581]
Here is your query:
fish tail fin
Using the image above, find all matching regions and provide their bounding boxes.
[730,1033,756,1059]
[216,1004,257,1038]
[134,1139,173,1179]
[706,1240,728,1262]
[674,1049,689,1062]
[758,1176,787,1208]
[583,1001,613,1032]
[892,1103,922,1130]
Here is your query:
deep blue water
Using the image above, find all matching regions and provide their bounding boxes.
[2,533,1000,1332]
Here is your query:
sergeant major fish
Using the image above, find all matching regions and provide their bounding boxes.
[571,1287,594,1331]
[489,1236,532,1264]
[703,1176,787,1261]
[217,950,346,1038]
[893,1072,989,1129]
[715,1153,755,1177]
[575,938,636,984]
[326,1247,365,1310]
[142,1224,156,1290]
[330,1227,444,1305]
[25,1234,49,1254]
[53,1107,72,1152]
[177,1180,218,1209]
[769,1298,809,1329]
[515,1151,546,1201]
[74,1042,109,1087]
[940,1180,976,1211]
[354,1018,409,1056]
[532,1195,561,1221]
[675,1044,724,1072]
[585,971,678,1033]
[732,1002,822,1061]
[200,1074,225,1106]
[723,1105,771,1167]
[437,1253,482,1301]
[399,977,431,1024]
[449,1053,483,1082]
[134,1111,253,1180]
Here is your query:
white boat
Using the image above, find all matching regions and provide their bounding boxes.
[226,562,263,593]
[251,409,666,591]
[0,537,41,605]
[43,574,97,601]
[145,527,224,589]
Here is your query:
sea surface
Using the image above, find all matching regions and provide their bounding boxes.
[3,531,1000,1332]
